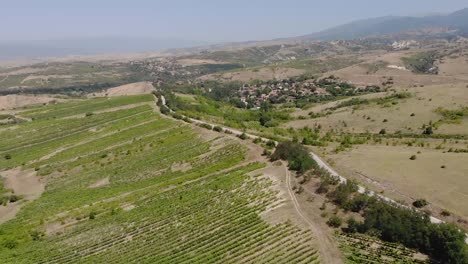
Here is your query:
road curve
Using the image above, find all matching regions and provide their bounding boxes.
[159,95,468,244]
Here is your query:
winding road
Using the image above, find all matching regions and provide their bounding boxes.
[158,95,468,245]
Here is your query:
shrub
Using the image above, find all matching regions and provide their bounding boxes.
[379,129,386,135]
[199,123,213,130]
[213,126,223,132]
[253,137,262,144]
[409,155,417,160]
[326,215,342,228]
[271,142,317,173]
[4,154,11,160]
[441,210,451,216]
[423,126,433,135]
[85,112,94,117]
[344,217,360,233]
[262,149,272,157]
[89,211,97,220]
[238,132,248,140]
[3,239,18,249]
[266,140,276,148]
[8,195,21,203]
[412,199,428,208]
[328,180,358,206]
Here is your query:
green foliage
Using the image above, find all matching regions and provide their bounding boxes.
[238,132,248,140]
[327,181,358,206]
[412,199,428,208]
[327,215,343,228]
[271,142,317,173]
[359,201,468,264]
[198,123,213,130]
[402,51,438,74]
[213,126,223,132]
[0,95,320,263]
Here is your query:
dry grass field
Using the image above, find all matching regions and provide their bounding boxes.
[327,145,468,219]
[286,84,468,135]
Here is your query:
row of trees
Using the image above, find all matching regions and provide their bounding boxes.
[270,140,467,264]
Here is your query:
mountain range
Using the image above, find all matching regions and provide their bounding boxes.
[1,8,467,61]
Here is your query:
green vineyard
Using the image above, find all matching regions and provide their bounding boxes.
[0,96,319,263]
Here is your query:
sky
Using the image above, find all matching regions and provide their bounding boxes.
[1,0,467,43]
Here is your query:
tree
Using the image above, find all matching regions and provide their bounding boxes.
[428,224,468,264]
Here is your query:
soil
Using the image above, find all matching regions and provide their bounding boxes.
[91,82,155,97]
[0,168,45,224]
[0,94,63,110]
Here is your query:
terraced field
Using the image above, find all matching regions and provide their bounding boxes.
[0,95,319,263]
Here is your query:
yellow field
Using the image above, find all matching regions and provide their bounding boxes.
[327,145,468,218]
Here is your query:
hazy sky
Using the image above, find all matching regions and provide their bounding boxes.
[1,0,467,42]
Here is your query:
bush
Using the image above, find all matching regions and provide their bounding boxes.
[327,215,342,228]
[4,154,11,160]
[238,133,248,140]
[409,155,417,160]
[199,123,213,130]
[412,199,428,208]
[3,239,18,249]
[271,142,317,173]
[266,140,276,148]
[85,112,94,117]
[262,149,272,157]
[89,211,97,220]
[358,201,468,264]
[344,217,360,233]
[8,195,21,203]
[327,180,358,206]
[441,210,451,216]
[213,126,223,132]
[379,129,386,135]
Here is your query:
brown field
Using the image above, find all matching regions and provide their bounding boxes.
[199,67,305,82]
[330,48,468,87]
[0,94,64,110]
[91,81,155,97]
[326,144,468,219]
[286,83,468,134]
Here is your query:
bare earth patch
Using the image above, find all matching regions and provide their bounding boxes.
[89,177,110,188]
[328,145,468,219]
[0,168,45,224]
[171,162,192,173]
[0,94,62,110]
[91,82,155,97]
[199,67,305,82]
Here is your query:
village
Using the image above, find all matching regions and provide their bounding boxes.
[237,76,383,108]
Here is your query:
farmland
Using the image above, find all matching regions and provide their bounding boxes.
[0,95,320,263]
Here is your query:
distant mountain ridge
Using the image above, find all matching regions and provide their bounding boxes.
[300,8,468,41]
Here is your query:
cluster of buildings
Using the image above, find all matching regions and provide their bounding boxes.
[238,78,336,107]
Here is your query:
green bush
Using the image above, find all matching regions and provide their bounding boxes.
[271,142,317,173]
[327,215,342,228]
[412,199,428,208]
[213,126,223,132]
[238,133,248,140]
[199,123,213,130]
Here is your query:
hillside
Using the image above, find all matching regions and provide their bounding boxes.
[298,8,468,41]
